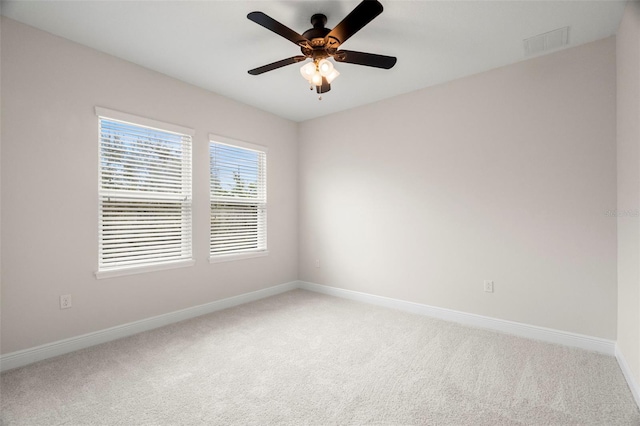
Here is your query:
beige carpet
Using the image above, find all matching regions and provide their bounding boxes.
[1,289,639,425]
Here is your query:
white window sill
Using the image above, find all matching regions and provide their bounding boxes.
[95,259,195,279]
[209,251,269,264]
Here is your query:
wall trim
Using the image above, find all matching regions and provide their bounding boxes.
[616,344,640,409]
[298,281,616,356]
[0,280,622,375]
[305,276,635,409]
[0,281,298,372]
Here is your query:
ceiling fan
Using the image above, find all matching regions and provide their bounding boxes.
[247,0,397,95]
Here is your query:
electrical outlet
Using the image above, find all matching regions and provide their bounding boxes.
[483,280,494,293]
[60,294,72,309]
[315,259,320,268]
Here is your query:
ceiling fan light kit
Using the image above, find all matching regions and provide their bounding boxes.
[300,59,340,89]
[247,0,397,98]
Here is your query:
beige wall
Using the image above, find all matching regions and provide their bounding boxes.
[298,38,618,339]
[0,18,298,354]
[617,0,640,384]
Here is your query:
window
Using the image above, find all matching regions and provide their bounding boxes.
[96,107,194,278]
[209,135,267,261]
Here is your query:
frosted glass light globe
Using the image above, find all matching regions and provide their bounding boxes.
[318,59,334,77]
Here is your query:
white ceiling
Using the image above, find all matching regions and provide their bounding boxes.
[1,0,627,122]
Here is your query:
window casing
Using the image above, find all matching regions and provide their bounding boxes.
[209,135,267,261]
[96,107,193,278]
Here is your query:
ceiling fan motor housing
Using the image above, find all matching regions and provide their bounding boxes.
[301,14,334,60]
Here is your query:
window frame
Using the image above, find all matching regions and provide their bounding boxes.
[209,134,268,263]
[95,107,195,279]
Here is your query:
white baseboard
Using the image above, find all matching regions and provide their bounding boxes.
[298,281,616,356]
[3,279,637,412]
[0,280,620,375]
[0,281,298,372]
[616,344,640,409]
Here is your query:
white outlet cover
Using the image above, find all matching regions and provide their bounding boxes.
[60,294,72,309]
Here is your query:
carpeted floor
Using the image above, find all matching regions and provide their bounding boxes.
[1,289,639,425]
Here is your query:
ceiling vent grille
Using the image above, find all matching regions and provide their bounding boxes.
[523,26,570,56]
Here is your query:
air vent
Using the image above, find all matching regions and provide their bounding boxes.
[523,26,570,56]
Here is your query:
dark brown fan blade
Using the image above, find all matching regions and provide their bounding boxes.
[333,50,397,69]
[248,12,310,48]
[316,77,331,94]
[325,0,383,46]
[248,56,307,75]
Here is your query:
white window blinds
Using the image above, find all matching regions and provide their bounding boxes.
[209,136,267,257]
[97,108,193,274]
